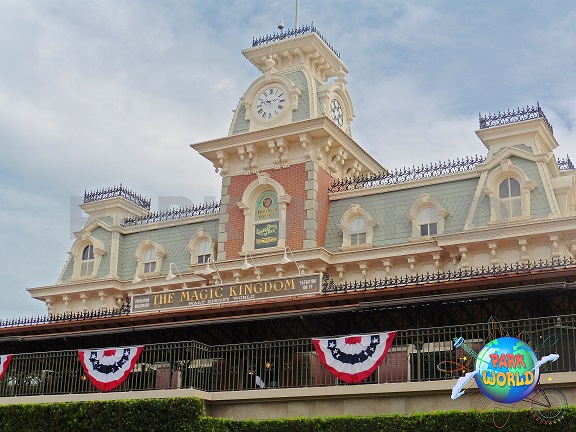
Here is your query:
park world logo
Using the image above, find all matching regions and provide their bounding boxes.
[445,332,567,427]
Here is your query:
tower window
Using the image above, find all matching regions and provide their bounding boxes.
[498,178,522,218]
[80,245,94,277]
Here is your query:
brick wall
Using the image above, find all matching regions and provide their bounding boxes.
[224,164,307,256]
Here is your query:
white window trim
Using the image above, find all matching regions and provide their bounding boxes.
[407,194,448,240]
[70,234,106,280]
[482,160,536,224]
[187,229,215,266]
[339,204,376,250]
[237,173,291,254]
[134,240,165,278]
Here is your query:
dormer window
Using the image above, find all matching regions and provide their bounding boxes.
[197,239,212,264]
[419,207,438,236]
[350,217,367,245]
[69,234,106,280]
[482,161,536,224]
[80,245,94,277]
[134,240,165,278]
[408,194,447,240]
[498,177,522,219]
[340,204,376,249]
[143,247,156,273]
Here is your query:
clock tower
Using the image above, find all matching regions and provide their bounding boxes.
[192,25,385,264]
[229,25,355,136]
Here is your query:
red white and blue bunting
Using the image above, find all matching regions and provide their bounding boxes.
[78,346,143,392]
[0,354,13,380]
[312,332,396,383]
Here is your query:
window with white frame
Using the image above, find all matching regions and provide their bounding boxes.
[143,247,156,273]
[482,161,536,224]
[80,245,94,277]
[196,239,212,264]
[498,177,522,219]
[69,234,106,280]
[350,217,367,245]
[187,230,215,266]
[340,204,376,249]
[134,240,165,278]
[419,207,438,236]
[408,194,447,239]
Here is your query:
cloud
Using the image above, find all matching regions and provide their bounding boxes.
[0,0,574,319]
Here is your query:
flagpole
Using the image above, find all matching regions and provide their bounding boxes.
[295,0,299,28]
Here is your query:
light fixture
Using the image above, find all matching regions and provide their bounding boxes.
[241,252,260,279]
[202,257,222,283]
[280,246,303,274]
[131,273,152,292]
[166,263,186,287]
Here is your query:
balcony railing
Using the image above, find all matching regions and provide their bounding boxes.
[1,314,574,397]
[479,102,553,134]
[252,23,340,59]
[83,184,151,210]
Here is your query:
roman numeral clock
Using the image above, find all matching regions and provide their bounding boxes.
[256,87,286,120]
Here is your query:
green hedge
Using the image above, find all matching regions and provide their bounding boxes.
[0,398,212,432]
[0,398,573,432]
[220,408,576,432]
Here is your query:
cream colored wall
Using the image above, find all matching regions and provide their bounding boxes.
[1,372,574,420]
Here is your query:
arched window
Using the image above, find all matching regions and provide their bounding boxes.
[143,247,156,273]
[339,204,376,249]
[197,239,212,264]
[350,217,367,245]
[80,245,94,277]
[482,161,535,224]
[498,177,522,219]
[408,194,447,239]
[134,240,165,278]
[69,234,106,280]
[253,190,280,250]
[419,207,438,236]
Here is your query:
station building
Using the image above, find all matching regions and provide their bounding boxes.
[1,26,575,419]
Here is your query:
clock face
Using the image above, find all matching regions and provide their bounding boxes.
[256,87,286,120]
[330,99,343,127]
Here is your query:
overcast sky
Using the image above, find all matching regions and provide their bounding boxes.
[0,1,575,319]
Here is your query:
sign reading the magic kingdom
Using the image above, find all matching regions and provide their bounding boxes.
[130,273,322,313]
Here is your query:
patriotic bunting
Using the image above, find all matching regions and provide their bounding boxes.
[312,331,396,383]
[78,346,143,392]
[0,354,13,380]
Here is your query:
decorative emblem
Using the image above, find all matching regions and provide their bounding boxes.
[78,346,143,392]
[312,332,396,383]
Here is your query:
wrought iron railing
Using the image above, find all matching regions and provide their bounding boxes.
[0,314,574,397]
[479,102,553,134]
[329,154,573,193]
[252,23,340,59]
[328,155,486,192]
[558,155,574,171]
[321,257,576,294]
[121,201,221,227]
[83,184,151,210]
[0,299,131,329]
